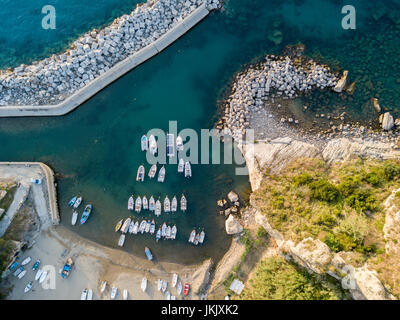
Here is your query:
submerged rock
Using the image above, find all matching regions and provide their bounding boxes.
[227,191,239,203]
[333,70,348,93]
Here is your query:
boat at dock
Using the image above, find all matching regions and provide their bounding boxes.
[171,196,177,212]
[142,196,148,210]
[194,233,200,245]
[148,164,157,178]
[176,135,184,152]
[178,158,184,173]
[135,196,142,212]
[115,219,123,232]
[166,226,171,239]
[24,281,33,293]
[185,161,192,178]
[121,218,131,234]
[156,228,161,242]
[39,271,48,284]
[188,229,196,243]
[157,166,166,182]
[172,274,178,288]
[35,269,43,281]
[141,277,147,292]
[18,270,27,279]
[110,287,118,299]
[71,211,78,225]
[139,220,147,234]
[149,196,155,211]
[141,135,148,151]
[81,288,88,300]
[145,220,151,233]
[149,220,155,234]
[68,196,77,207]
[171,225,177,240]
[145,247,153,261]
[136,165,145,182]
[132,221,139,234]
[73,196,82,209]
[32,259,40,271]
[199,230,205,244]
[80,204,92,225]
[13,266,23,277]
[164,196,170,213]
[180,194,187,212]
[149,135,157,155]
[118,234,126,247]
[166,133,175,158]
[21,257,31,266]
[161,222,167,238]
[128,220,135,234]
[128,195,134,210]
[155,199,162,217]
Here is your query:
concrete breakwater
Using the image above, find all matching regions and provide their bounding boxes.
[0,0,221,116]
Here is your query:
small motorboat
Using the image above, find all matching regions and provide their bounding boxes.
[145,247,153,261]
[139,220,147,234]
[32,259,40,271]
[166,133,174,158]
[71,211,78,225]
[68,196,77,207]
[164,196,170,213]
[121,218,131,234]
[161,222,167,238]
[141,135,148,151]
[148,164,157,179]
[142,196,148,210]
[161,280,167,293]
[13,266,23,277]
[80,204,92,225]
[39,271,48,284]
[188,229,196,243]
[100,281,107,293]
[178,158,184,173]
[177,281,183,295]
[155,228,161,242]
[128,195,134,210]
[115,219,123,232]
[155,199,162,217]
[123,289,128,300]
[136,165,145,182]
[149,196,155,211]
[172,273,178,288]
[132,221,139,234]
[24,281,33,293]
[81,288,88,300]
[157,279,162,291]
[194,233,200,245]
[118,234,126,247]
[157,166,166,183]
[180,194,187,212]
[149,135,157,155]
[141,277,147,292]
[21,257,31,266]
[61,257,73,279]
[185,161,192,178]
[145,220,151,233]
[165,226,171,239]
[176,135,184,152]
[149,220,155,234]
[110,287,118,299]
[135,196,142,213]
[35,269,43,281]
[87,289,93,300]
[199,230,205,244]
[183,283,190,296]
[171,225,177,240]
[73,196,82,209]
[18,270,27,279]
[128,220,135,234]
[171,196,177,212]
[9,261,19,271]
[165,291,171,300]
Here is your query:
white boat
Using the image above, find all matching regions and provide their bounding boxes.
[177,281,182,295]
[141,135,148,151]
[110,287,118,299]
[148,164,157,179]
[136,165,145,182]
[139,220,147,234]
[149,135,157,155]
[157,166,166,183]
[156,228,161,242]
[135,196,142,213]
[118,234,126,247]
[172,274,178,288]
[123,289,128,300]
[157,279,163,291]
[73,196,82,209]
[171,225,177,240]
[149,220,155,234]
[149,196,155,211]
[128,220,135,234]
[185,161,192,178]
[21,257,31,266]
[81,288,88,300]
[155,199,162,217]
[128,195,134,210]
[194,233,200,246]
[199,230,205,244]
[35,269,43,281]
[161,222,167,238]
[166,291,171,300]
[166,133,174,158]
[188,229,196,243]
[164,196,170,213]
[142,196,148,210]
[161,280,167,293]
[176,135,184,152]
[132,221,139,234]
[71,211,78,225]
[178,158,184,173]
[39,271,48,284]
[121,218,131,234]
[100,281,107,293]
[18,270,27,279]
[141,277,147,292]
[166,226,171,239]
[24,281,33,293]
[180,194,187,212]
[171,196,177,212]
[87,289,93,300]
[145,220,151,233]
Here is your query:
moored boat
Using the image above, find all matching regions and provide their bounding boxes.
[142,196,148,210]
[166,226,171,239]
[110,287,118,299]
[171,225,177,240]
[144,247,153,261]
[165,291,171,300]
[24,281,33,293]
[157,279,162,291]
[135,196,142,213]
[155,199,162,217]
[80,204,92,225]
[121,218,131,234]
[141,135,148,151]
[185,161,192,178]
[87,289,93,300]
[161,280,167,293]
[199,230,205,244]
[13,266,23,277]
[68,196,77,207]
[188,229,196,243]
[73,196,82,209]
[157,166,166,183]
[176,135,184,152]
[156,228,161,242]
[149,220,155,234]
[32,259,40,271]
[148,164,157,179]
[118,234,126,247]
[164,196,170,213]
[35,269,43,281]
[132,221,139,234]
[100,281,107,293]
[183,283,190,296]
[39,271,48,284]
[128,220,135,234]
[18,270,27,279]
[128,195,134,210]
[139,220,147,234]
[149,196,155,211]
[141,277,147,292]
[166,133,174,158]
[172,273,178,288]
[81,288,88,300]
[21,257,31,266]
[180,194,187,212]
[149,135,157,155]
[178,158,184,173]
[136,165,145,182]
[161,222,167,238]
[171,196,177,212]
[145,220,151,233]
[71,211,78,225]
[194,233,200,245]
[61,257,73,279]
[115,219,123,232]
[177,281,182,295]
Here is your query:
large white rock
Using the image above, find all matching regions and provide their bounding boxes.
[225,215,243,235]
[382,112,394,130]
[333,70,348,93]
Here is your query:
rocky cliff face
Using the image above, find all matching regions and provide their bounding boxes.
[383,188,400,255]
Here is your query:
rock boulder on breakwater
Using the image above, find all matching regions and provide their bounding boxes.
[0,0,221,106]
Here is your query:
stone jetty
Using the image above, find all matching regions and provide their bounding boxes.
[0,0,221,113]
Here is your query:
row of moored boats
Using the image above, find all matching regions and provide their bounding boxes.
[68,195,93,225]
[136,160,191,183]
[128,194,186,215]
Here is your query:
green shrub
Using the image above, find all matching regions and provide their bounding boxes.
[309,179,340,202]
[344,190,377,213]
[383,163,400,181]
[292,173,313,187]
[337,176,362,197]
[364,170,383,186]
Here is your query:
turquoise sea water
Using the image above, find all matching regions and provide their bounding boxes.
[0,0,399,263]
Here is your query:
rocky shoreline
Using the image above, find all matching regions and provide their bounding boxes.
[0,0,221,107]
